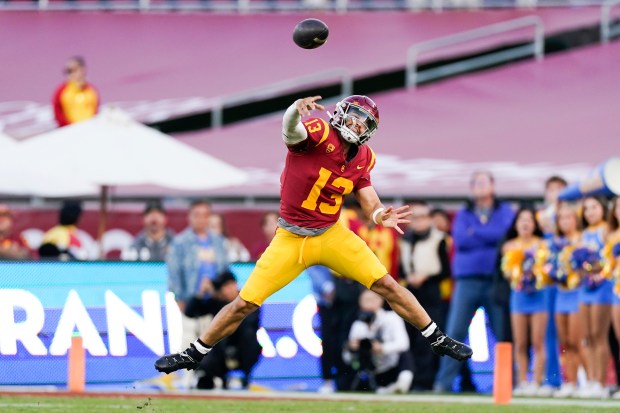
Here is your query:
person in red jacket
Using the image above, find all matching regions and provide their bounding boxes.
[52,56,99,127]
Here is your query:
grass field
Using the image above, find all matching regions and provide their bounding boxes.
[1,394,619,413]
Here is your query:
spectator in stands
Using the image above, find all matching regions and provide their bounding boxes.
[250,211,279,261]
[343,290,413,394]
[166,200,228,387]
[430,208,452,234]
[434,171,515,393]
[52,56,99,127]
[429,206,454,325]
[400,201,450,391]
[39,201,86,260]
[208,213,250,263]
[501,207,551,397]
[187,271,261,390]
[0,204,30,260]
[578,196,612,398]
[122,202,174,261]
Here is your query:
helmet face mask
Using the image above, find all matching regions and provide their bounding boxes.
[330,95,379,146]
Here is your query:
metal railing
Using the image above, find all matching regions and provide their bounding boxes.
[601,0,620,43]
[406,16,545,88]
[210,68,352,128]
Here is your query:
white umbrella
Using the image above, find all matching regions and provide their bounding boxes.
[21,108,249,251]
[20,108,248,190]
[0,133,97,197]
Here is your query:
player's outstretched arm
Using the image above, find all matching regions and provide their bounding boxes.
[355,186,412,235]
[282,95,325,146]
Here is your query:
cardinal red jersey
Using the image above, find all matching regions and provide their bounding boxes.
[52,81,99,127]
[280,117,377,230]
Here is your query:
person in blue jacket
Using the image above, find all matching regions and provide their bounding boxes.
[434,171,515,392]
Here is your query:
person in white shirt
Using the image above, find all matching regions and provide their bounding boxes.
[344,290,413,393]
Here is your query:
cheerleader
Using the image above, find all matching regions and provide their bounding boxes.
[550,203,588,398]
[502,207,550,396]
[578,196,612,398]
[605,197,620,399]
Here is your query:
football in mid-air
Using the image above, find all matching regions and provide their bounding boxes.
[292,18,329,49]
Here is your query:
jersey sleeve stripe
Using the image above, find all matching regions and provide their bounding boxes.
[367,147,376,172]
[314,118,331,147]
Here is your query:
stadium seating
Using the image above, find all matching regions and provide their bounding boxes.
[161,41,620,199]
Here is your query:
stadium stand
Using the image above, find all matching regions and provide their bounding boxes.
[0,10,601,101]
[152,41,620,199]
[0,8,608,138]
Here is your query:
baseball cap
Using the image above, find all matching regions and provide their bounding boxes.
[143,201,166,215]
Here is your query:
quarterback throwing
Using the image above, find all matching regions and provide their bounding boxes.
[155,95,473,376]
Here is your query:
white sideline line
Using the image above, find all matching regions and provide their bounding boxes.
[182,390,620,408]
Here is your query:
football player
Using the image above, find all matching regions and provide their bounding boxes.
[155,96,472,375]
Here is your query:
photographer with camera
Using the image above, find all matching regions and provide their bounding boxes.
[343,290,413,393]
[184,271,261,390]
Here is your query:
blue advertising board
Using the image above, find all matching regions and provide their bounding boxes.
[0,262,494,392]
[0,262,322,389]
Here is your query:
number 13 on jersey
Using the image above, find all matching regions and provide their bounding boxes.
[301,167,353,215]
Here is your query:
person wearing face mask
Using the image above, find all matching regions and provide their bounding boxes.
[400,201,450,391]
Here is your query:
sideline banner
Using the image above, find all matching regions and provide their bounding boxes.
[0,262,494,391]
[0,262,322,389]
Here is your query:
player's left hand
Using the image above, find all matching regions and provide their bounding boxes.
[380,205,412,235]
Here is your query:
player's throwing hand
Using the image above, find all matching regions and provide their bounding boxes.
[295,96,325,116]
